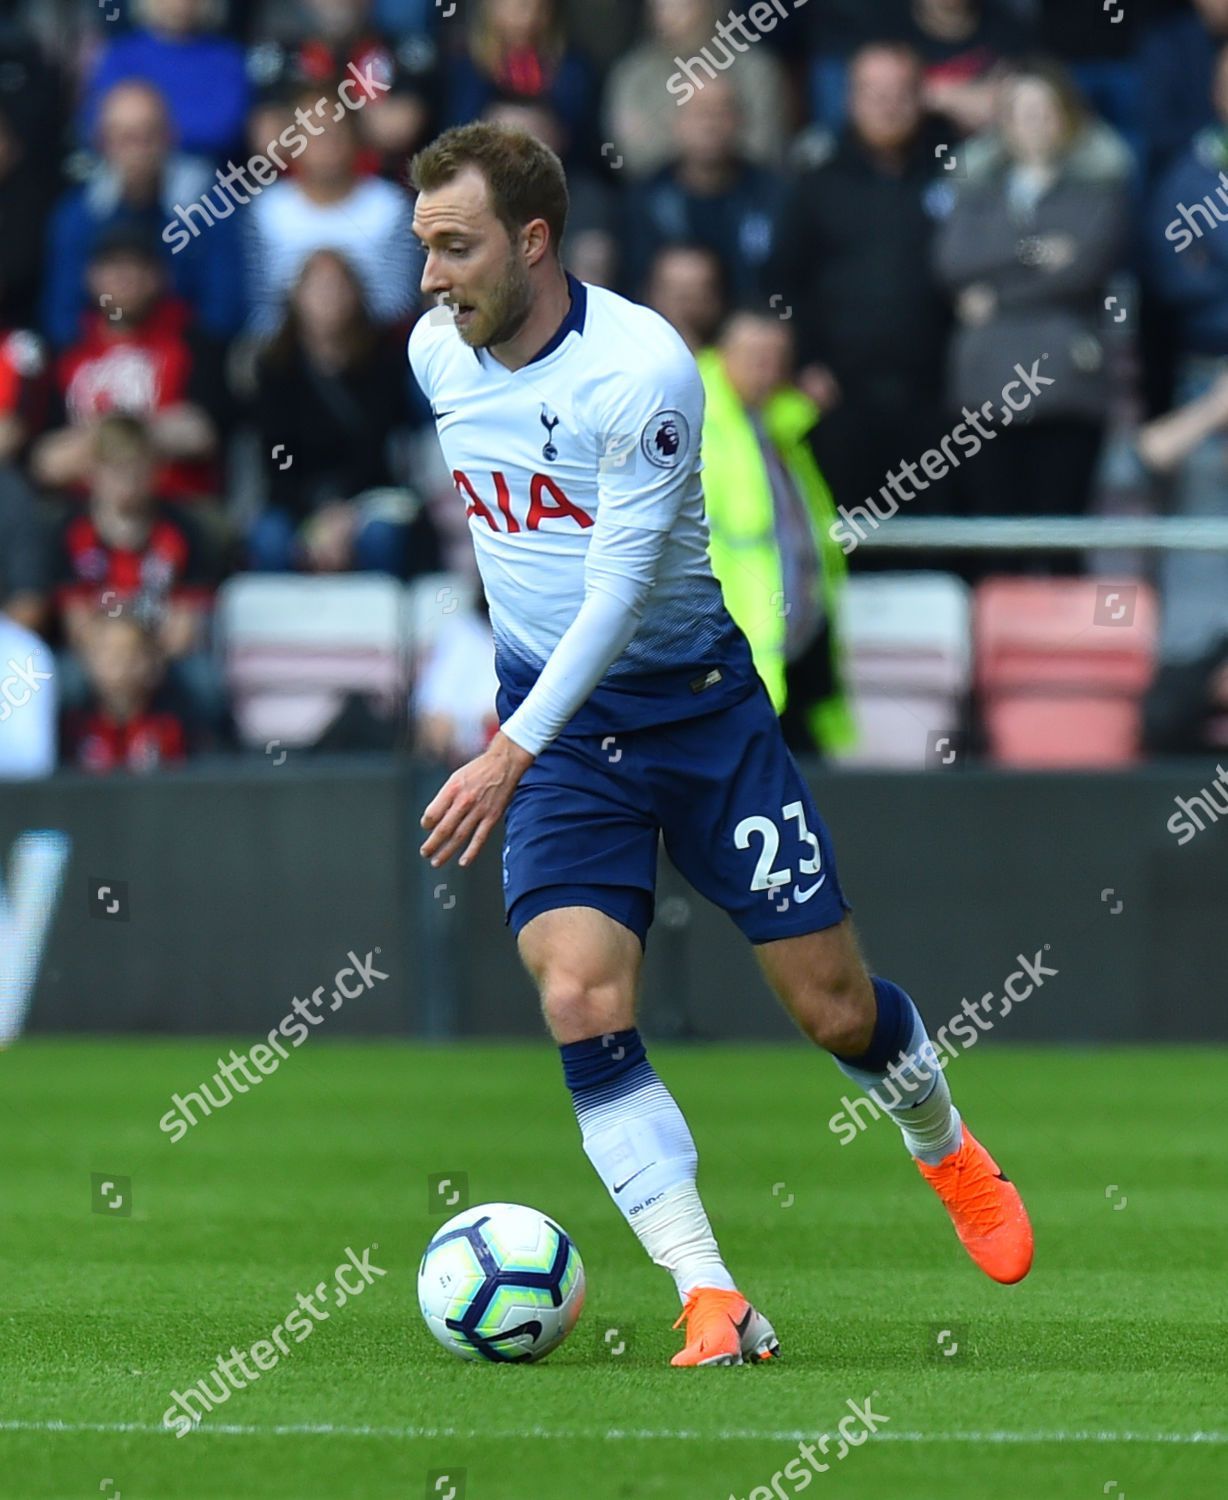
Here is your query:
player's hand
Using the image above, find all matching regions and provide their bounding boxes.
[419,731,534,869]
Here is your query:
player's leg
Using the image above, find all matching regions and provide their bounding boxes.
[754,916,1032,1285]
[516,901,779,1365]
[655,687,1032,1285]
[753,917,963,1163]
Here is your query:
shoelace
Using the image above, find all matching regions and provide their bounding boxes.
[671,1289,741,1333]
[672,1291,701,1331]
[930,1147,1007,1236]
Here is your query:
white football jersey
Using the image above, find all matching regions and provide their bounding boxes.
[408,275,757,735]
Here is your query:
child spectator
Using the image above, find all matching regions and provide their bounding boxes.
[62,612,188,773]
[51,415,221,733]
[250,248,441,578]
[31,226,228,510]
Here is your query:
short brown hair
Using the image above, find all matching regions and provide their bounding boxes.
[410,122,569,255]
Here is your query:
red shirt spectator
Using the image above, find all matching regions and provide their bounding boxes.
[54,297,219,502]
[31,225,226,503]
[55,506,210,622]
[51,413,212,665]
[67,705,187,772]
[61,610,188,773]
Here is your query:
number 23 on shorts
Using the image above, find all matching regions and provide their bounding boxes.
[734,801,826,903]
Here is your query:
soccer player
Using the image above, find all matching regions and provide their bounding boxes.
[411,123,1033,1367]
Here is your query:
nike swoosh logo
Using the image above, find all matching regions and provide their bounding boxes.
[431,407,455,420]
[734,1306,753,1337]
[793,876,827,903]
[613,1163,656,1194]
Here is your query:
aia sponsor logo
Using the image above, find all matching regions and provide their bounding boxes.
[452,470,594,533]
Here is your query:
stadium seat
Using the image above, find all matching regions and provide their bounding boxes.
[832,572,972,768]
[974,577,1158,768]
[216,574,412,749]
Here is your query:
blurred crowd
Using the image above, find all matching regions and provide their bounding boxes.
[3,0,1228,776]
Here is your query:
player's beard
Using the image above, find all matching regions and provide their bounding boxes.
[465,250,533,350]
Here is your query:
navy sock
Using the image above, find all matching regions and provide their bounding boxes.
[833,977,914,1073]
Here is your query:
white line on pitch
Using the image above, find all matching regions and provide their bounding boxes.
[0,1421,1225,1444]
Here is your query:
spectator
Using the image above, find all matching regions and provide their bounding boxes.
[934,61,1128,555]
[51,415,220,730]
[644,242,727,354]
[31,226,227,510]
[1140,0,1228,181]
[244,83,420,337]
[80,0,250,162]
[245,0,438,177]
[0,466,50,634]
[250,249,441,578]
[482,97,617,287]
[412,588,499,765]
[697,308,854,757]
[770,44,955,532]
[62,613,189,773]
[622,75,781,300]
[1149,43,1228,355]
[443,0,595,165]
[42,80,244,349]
[905,0,1034,138]
[1146,42,1228,659]
[803,0,912,133]
[0,612,57,780]
[604,0,787,178]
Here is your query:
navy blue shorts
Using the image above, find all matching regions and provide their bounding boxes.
[502,682,850,948]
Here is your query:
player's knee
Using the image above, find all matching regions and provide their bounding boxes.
[799,967,876,1055]
[538,970,632,1045]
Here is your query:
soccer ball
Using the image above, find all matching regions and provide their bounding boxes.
[417,1202,585,1362]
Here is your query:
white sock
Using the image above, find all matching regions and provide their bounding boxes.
[568,1051,736,1301]
[620,1181,736,1300]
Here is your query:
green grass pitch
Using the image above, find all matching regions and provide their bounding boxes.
[1,1038,1224,1499]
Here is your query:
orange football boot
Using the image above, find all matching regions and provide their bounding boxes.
[916,1122,1033,1284]
[670,1288,780,1366]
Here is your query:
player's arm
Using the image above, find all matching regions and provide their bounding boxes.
[420,336,702,868]
[419,525,666,869]
[497,517,665,755]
